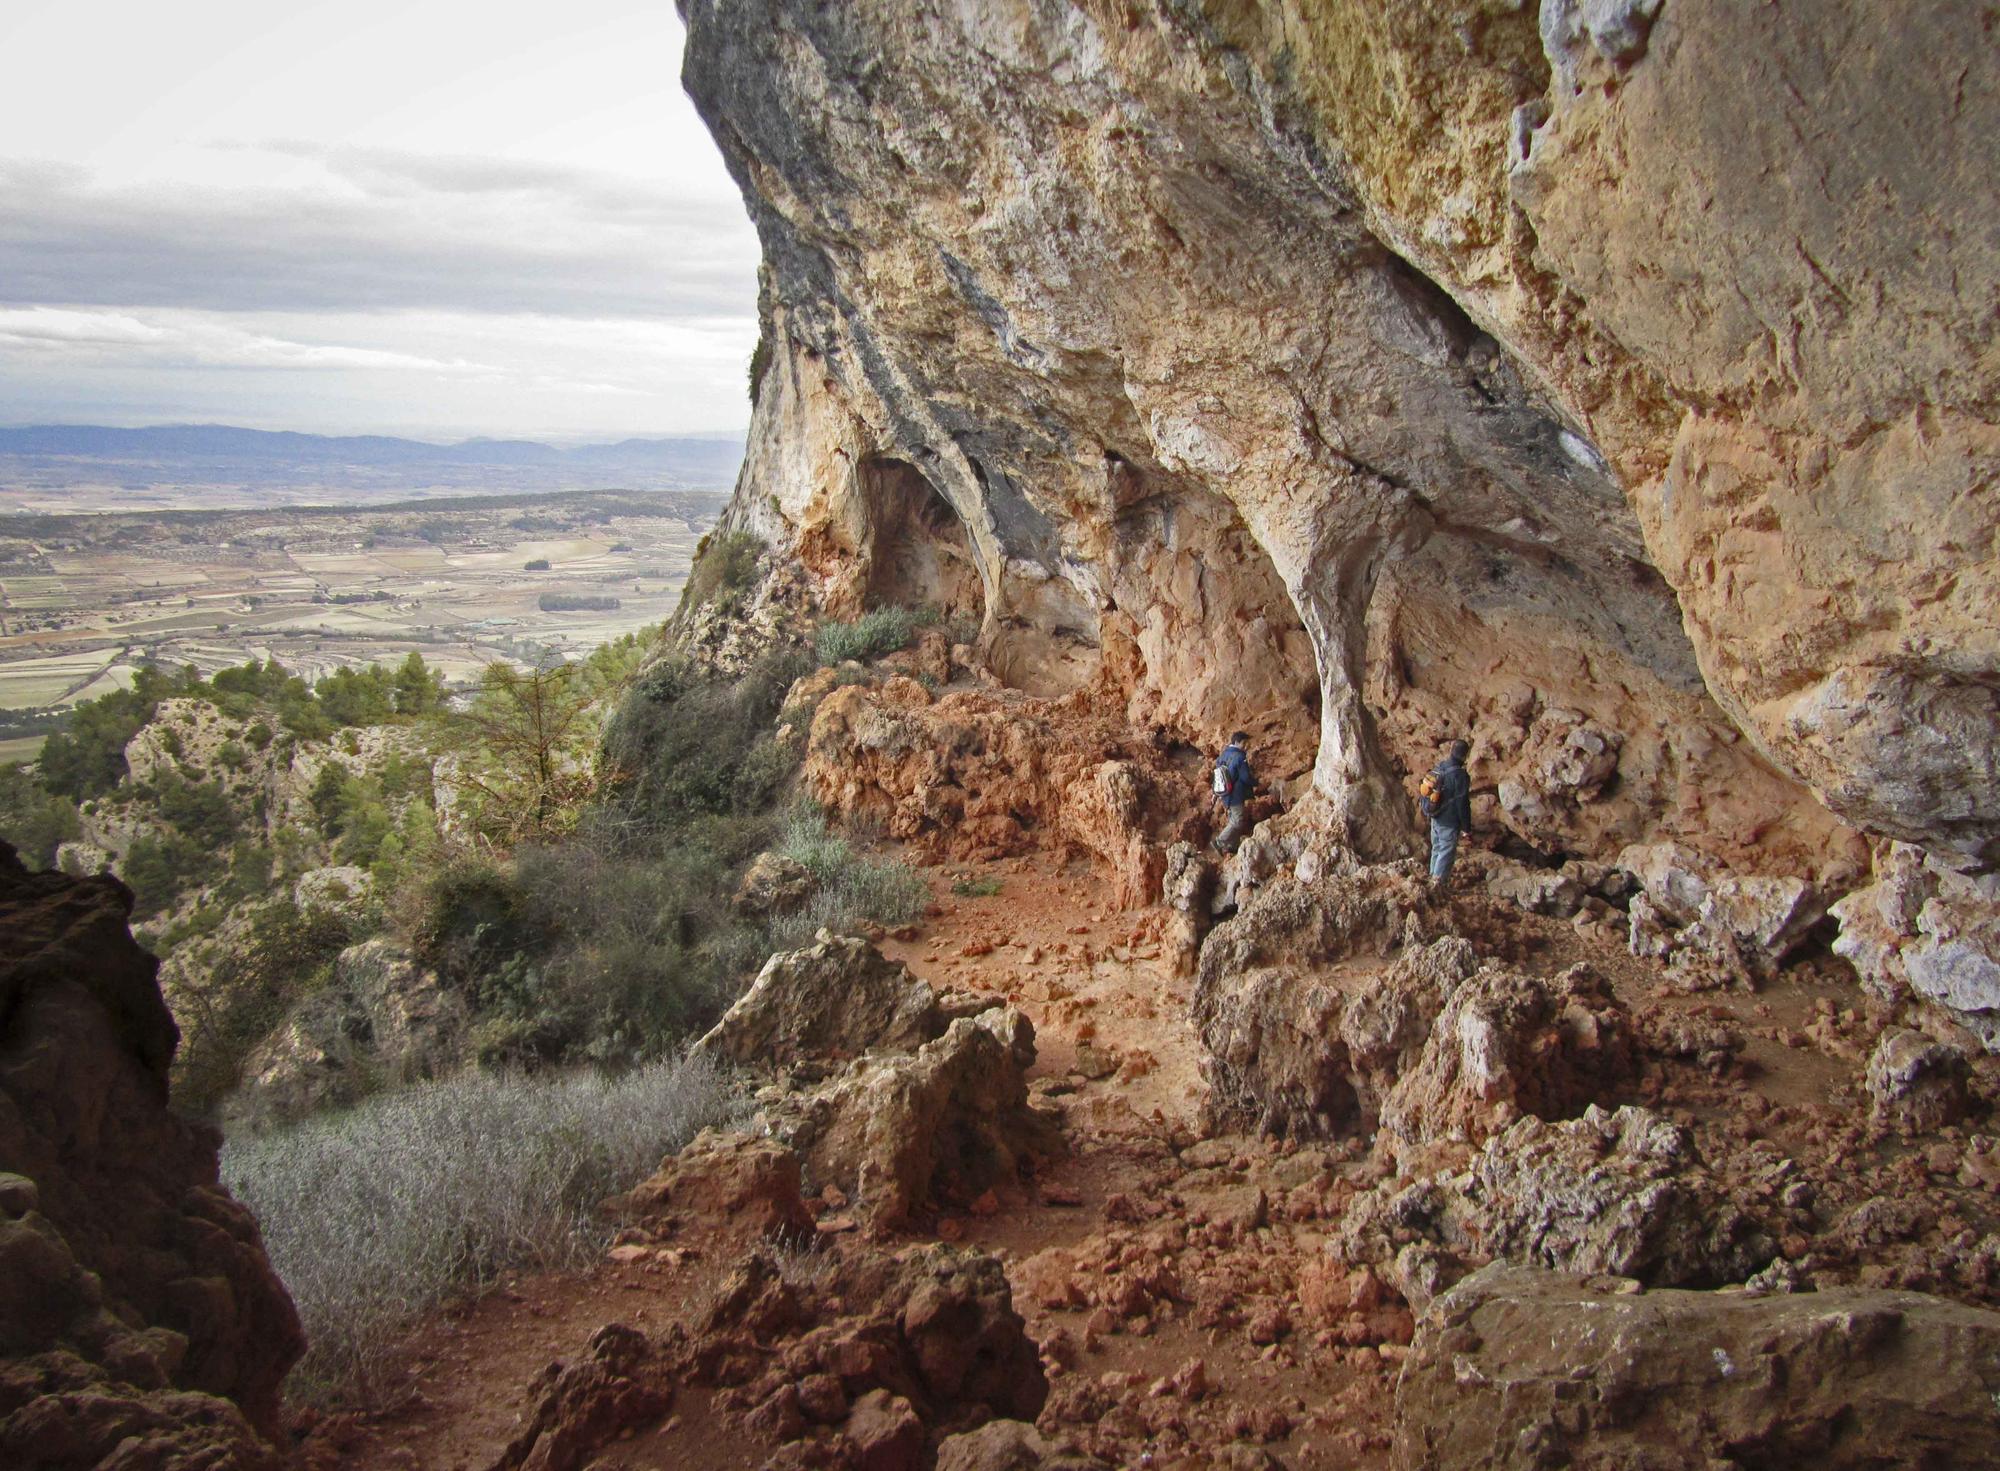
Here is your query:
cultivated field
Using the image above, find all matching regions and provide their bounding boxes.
[0,489,725,748]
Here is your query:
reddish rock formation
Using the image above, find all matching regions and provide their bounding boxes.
[0,842,302,1466]
[802,676,1209,909]
[493,1242,1046,1471]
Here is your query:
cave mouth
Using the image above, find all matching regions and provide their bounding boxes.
[858,455,984,620]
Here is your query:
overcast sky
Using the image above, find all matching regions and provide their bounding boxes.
[0,1,760,441]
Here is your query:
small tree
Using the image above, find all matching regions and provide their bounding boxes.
[451,663,601,846]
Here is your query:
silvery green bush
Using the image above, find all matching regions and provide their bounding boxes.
[222,1053,737,1404]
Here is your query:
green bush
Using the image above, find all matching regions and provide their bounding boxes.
[599,648,810,831]
[771,805,929,944]
[676,530,763,616]
[123,832,215,919]
[221,1054,738,1406]
[0,763,80,868]
[815,606,917,665]
[38,665,178,799]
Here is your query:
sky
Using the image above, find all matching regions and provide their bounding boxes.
[0,0,761,441]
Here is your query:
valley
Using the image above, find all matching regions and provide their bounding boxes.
[0,488,725,757]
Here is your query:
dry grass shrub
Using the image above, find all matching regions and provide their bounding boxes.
[221,1053,738,1406]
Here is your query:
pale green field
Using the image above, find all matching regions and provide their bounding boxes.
[0,735,47,764]
[0,650,118,707]
[1,576,72,611]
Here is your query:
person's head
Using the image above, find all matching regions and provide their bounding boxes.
[1449,739,1470,764]
[1231,730,1249,748]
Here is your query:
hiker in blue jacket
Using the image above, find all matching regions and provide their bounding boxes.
[1212,731,1255,854]
[1419,738,1474,890]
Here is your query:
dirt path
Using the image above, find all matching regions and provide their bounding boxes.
[878,852,1207,1132]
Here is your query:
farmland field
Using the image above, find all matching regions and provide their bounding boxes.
[0,489,726,754]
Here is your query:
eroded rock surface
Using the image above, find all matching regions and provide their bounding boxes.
[0,842,301,1466]
[676,0,1993,882]
[493,1242,1047,1471]
[695,930,948,1067]
[1193,871,1629,1145]
[697,934,1059,1230]
[226,937,468,1129]
[1395,1264,2000,1470]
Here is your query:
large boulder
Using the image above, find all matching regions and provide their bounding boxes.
[1864,1029,1972,1135]
[1465,1106,1775,1288]
[731,850,815,917]
[606,1129,816,1244]
[780,1007,1058,1231]
[695,931,946,1066]
[1393,1264,2000,1469]
[1336,1105,1775,1299]
[1377,961,1631,1150]
[699,935,1059,1230]
[0,842,302,1463]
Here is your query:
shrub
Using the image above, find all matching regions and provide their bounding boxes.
[599,648,810,831]
[172,897,357,1112]
[538,593,622,612]
[770,806,929,945]
[0,763,80,868]
[815,606,916,665]
[676,531,763,616]
[523,557,552,571]
[123,832,214,919]
[220,1054,739,1405]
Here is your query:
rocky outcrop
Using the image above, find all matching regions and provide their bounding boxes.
[607,1130,817,1245]
[801,676,1209,908]
[495,1243,1047,1471]
[677,0,1993,884]
[1335,1104,1775,1297]
[0,842,302,1464]
[225,937,468,1129]
[695,930,948,1066]
[772,1006,1060,1232]
[1394,1264,2000,1469]
[698,934,1060,1230]
[1834,842,2000,1050]
[1864,1028,1972,1135]
[1193,871,1629,1142]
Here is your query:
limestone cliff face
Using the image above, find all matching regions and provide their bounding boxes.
[680,3,1994,954]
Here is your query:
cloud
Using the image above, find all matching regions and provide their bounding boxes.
[0,306,486,372]
[0,146,759,320]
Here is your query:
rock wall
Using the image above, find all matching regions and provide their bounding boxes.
[680,0,1997,1030]
[0,842,302,1465]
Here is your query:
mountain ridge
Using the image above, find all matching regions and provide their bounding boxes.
[0,422,745,470]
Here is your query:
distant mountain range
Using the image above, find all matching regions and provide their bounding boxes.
[0,424,745,504]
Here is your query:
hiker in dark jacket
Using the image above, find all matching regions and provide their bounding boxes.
[1419,739,1474,889]
[1212,731,1255,855]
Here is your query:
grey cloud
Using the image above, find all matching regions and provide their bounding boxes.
[0,148,758,320]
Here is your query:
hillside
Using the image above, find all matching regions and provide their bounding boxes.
[4,4,2000,1470]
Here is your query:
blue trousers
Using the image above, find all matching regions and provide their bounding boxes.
[1429,821,1462,881]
